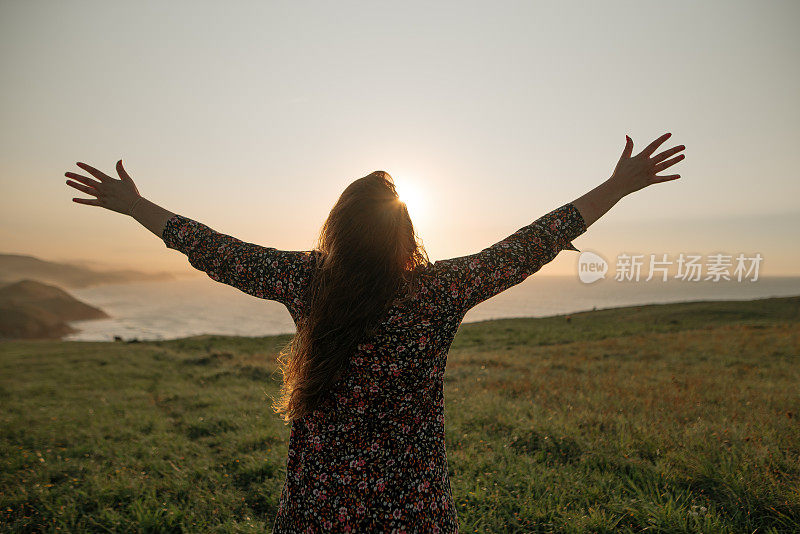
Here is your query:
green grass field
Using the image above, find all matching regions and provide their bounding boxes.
[1,297,799,533]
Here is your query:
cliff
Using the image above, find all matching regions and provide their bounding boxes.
[0,279,109,339]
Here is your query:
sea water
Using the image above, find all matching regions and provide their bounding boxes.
[62,275,800,342]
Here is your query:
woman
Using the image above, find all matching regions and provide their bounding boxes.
[65,132,685,532]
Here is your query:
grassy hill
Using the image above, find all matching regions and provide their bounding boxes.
[1,296,798,532]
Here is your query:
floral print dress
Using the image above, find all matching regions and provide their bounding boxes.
[162,202,587,533]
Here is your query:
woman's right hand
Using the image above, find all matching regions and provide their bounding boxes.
[65,160,142,215]
[609,132,685,195]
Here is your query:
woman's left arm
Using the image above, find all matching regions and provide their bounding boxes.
[65,160,313,308]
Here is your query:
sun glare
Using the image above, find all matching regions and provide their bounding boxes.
[393,176,426,224]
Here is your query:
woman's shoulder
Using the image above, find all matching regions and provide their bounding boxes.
[393,261,444,304]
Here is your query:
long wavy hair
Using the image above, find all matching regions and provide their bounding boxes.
[272,171,431,422]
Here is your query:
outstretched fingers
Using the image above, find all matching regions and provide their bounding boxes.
[651,174,680,184]
[65,172,102,189]
[622,135,634,159]
[653,154,685,174]
[652,144,686,164]
[76,162,113,182]
[640,132,672,158]
[116,159,133,182]
[66,179,99,197]
[72,197,103,206]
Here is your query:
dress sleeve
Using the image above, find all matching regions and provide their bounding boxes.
[430,202,587,314]
[161,214,315,311]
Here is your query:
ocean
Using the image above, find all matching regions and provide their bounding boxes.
[62,275,800,342]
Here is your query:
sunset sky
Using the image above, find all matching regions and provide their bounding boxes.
[1,0,798,276]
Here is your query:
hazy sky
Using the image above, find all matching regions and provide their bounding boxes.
[2,0,798,277]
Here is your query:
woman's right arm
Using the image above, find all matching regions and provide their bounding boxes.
[129,196,175,239]
[66,160,175,238]
[431,132,686,314]
[65,160,315,309]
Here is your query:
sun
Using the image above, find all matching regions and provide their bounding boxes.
[392,176,427,224]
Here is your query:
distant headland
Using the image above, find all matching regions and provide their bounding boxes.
[0,252,185,340]
[0,253,179,289]
[0,279,109,339]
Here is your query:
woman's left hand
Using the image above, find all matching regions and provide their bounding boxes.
[65,160,142,215]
